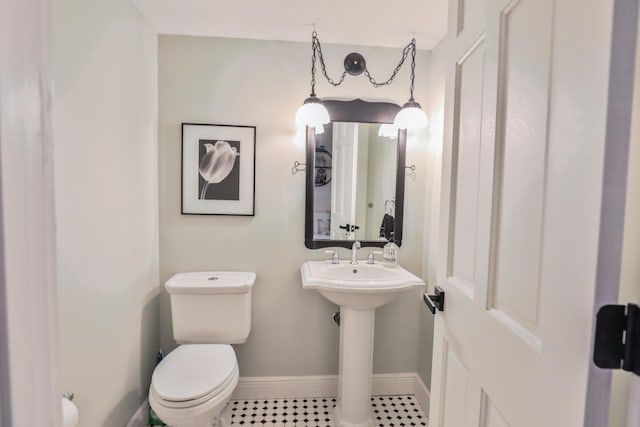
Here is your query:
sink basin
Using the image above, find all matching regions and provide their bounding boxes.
[300,260,425,309]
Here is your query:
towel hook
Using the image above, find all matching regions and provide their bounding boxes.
[292,161,306,175]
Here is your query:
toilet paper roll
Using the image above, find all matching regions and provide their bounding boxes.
[62,397,78,427]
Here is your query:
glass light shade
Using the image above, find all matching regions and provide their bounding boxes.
[378,123,399,139]
[393,101,429,130]
[296,96,330,129]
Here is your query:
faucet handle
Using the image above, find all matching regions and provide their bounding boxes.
[324,249,340,264]
[367,250,383,264]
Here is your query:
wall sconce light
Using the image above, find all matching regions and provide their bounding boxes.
[296,30,428,132]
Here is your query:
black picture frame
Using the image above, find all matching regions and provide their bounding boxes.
[181,123,256,216]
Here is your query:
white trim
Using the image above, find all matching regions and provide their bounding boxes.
[232,373,430,414]
[126,399,149,427]
[233,375,339,400]
[0,0,60,425]
[585,0,640,425]
[412,374,431,416]
[370,372,420,396]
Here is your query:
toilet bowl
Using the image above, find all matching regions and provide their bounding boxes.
[149,344,238,427]
[149,272,255,427]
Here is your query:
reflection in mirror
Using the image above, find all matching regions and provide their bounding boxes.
[313,123,397,241]
[305,99,406,249]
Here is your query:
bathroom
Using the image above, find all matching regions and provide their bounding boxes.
[2,0,639,426]
[49,0,445,424]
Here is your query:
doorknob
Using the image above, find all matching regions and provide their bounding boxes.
[339,224,360,232]
[423,286,445,314]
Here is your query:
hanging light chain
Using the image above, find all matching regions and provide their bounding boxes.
[363,41,414,88]
[310,31,318,96]
[310,31,417,90]
[409,38,416,101]
[314,34,347,87]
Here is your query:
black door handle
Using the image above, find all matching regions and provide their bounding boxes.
[339,224,360,232]
[423,286,445,314]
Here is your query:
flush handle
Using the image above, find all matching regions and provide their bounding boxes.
[423,286,445,315]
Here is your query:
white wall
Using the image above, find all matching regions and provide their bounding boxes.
[158,35,432,376]
[52,0,160,425]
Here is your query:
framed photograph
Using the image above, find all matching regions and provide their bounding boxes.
[313,212,331,240]
[181,123,256,215]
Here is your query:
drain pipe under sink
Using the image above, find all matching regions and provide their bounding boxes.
[332,311,340,326]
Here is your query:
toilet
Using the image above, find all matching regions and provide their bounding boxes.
[149,271,256,427]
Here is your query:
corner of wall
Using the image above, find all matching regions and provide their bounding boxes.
[53,0,160,424]
[416,37,448,389]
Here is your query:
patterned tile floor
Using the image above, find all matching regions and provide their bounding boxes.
[230,395,428,427]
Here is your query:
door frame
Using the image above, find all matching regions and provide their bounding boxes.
[0,0,61,425]
[585,0,640,424]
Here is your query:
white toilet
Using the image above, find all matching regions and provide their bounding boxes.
[149,271,256,427]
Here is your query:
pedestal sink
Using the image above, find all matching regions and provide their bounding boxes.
[300,260,426,427]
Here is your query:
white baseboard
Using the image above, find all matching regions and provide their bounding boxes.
[126,398,149,427]
[233,374,340,399]
[232,372,430,415]
[413,374,431,415]
[370,372,418,396]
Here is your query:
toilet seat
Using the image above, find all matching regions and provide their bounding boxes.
[150,344,238,409]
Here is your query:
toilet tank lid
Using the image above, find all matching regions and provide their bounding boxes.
[165,271,256,294]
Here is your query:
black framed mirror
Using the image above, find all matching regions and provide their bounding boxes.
[305,98,406,249]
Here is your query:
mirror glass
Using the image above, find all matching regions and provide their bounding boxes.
[305,99,406,249]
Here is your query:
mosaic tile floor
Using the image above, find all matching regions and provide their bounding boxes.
[230,395,428,427]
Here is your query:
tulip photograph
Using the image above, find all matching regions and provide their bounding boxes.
[181,123,256,216]
[198,139,240,200]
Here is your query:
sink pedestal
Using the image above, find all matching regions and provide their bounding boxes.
[335,306,375,427]
[300,260,426,427]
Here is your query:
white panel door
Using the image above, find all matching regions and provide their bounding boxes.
[429,0,629,425]
[331,122,359,239]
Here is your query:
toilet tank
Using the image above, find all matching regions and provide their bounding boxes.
[165,271,255,344]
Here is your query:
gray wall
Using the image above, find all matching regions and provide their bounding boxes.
[53,0,160,425]
[158,35,433,376]
[608,22,640,426]
[417,37,447,389]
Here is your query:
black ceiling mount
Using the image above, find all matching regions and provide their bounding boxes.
[344,52,366,76]
[307,30,417,90]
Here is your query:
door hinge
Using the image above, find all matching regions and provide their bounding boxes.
[594,303,640,376]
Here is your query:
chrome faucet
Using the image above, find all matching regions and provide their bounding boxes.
[324,249,340,264]
[350,241,361,265]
